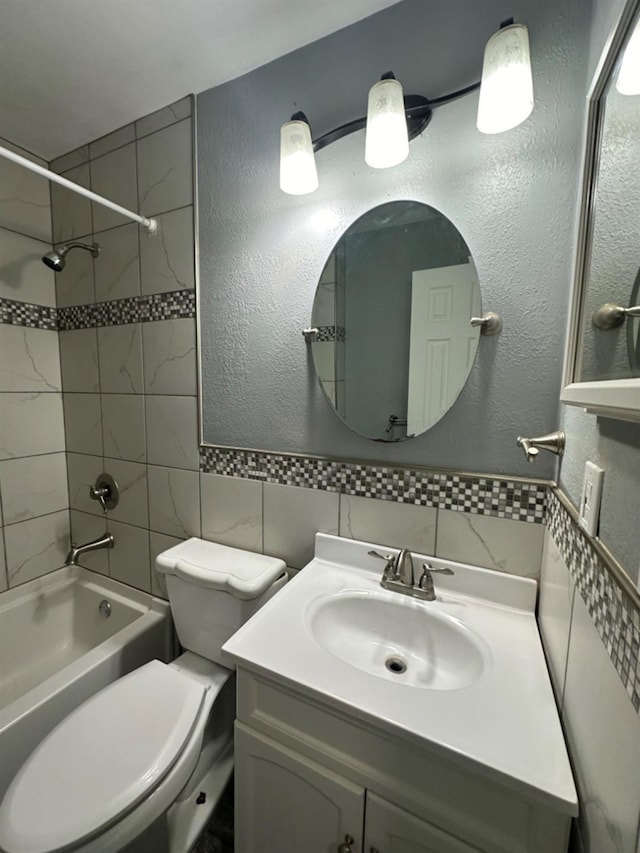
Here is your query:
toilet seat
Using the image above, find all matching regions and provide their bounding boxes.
[0,661,207,853]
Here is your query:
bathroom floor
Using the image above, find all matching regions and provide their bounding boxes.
[192,778,234,853]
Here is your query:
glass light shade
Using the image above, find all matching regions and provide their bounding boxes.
[616,19,640,95]
[477,23,534,134]
[365,77,409,169]
[279,120,318,195]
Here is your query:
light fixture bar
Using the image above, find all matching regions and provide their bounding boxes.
[308,80,482,154]
[0,143,158,233]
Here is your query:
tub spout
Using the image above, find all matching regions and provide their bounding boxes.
[65,533,114,566]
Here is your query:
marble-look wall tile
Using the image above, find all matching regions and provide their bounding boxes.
[139,206,194,294]
[5,510,69,587]
[0,326,61,392]
[147,465,201,539]
[339,494,437,555]
[263,483,339,569]
[50,145,89,175]
[200,473,263,552]
[59,328,100,392]
[107,519,151,592]
[66,452,104,516]
[0,143,51,242]
[0,227,56,306]
[51,163,92,243]
[101,394,146,462]
[70,510,108,575]
[103,458,148,529]
[149,530,184,598]
[97,324,143,393]
[90,144,138,232]
[136,97,192,139]
[562,593,640,853]
[89,124,135,161]
[137,119,192,216]
[94,223,140,302]
[55,244,95,306]
[145,395,198,470]
[0,393,65,460]
[63,393,103,455]
[142,318,197,395]
[0,453,68,524]
[435,510,544,578]
[537,530,576,706]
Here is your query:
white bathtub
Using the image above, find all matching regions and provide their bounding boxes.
[0,566,171,799]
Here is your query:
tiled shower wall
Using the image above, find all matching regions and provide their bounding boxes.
[50,97,199,595]
[0,138,68,590]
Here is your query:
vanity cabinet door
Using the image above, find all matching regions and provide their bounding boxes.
[235,723,365,853]
[364,792,483,853]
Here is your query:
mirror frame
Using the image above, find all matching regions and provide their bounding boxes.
[561,0,640,421]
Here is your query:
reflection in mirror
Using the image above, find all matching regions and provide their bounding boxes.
[310,201,480,442]
[576,10,640,382]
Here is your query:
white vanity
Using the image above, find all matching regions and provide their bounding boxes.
[223,534,577,853]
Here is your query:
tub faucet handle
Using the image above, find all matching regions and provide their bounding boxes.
[89,473,119,513]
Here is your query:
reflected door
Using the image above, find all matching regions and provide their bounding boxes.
[407,263,479,435]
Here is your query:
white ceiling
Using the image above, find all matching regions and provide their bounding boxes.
[0,0,402,161]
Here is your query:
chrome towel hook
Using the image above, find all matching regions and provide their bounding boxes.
[516,431,565,462]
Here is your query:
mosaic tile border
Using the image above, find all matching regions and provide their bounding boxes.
[0,297,57,330]
[314,325,346,342]
[58,289,195,329]
[199,446,548,523]
[0,291,195,332]
[547,488,640,713]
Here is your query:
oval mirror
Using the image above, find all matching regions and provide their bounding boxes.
[310,200,481,441]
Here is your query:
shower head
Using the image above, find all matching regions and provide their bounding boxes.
[42,241,100,272]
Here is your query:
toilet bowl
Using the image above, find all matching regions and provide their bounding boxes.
[0,539,288,853]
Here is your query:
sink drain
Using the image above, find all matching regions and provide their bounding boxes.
[385,655,407,675]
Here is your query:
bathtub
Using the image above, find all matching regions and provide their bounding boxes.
[0,565,172,799]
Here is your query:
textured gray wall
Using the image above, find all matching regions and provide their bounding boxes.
[197,0,591,478]
[559,0,640,584]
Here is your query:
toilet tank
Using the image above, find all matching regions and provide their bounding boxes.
[156,538,287,667]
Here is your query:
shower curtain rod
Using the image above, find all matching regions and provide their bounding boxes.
[0,143,157,234]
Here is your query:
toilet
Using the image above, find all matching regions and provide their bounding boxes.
[0,538,287,853]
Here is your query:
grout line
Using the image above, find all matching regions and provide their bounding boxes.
[1,506,70,528]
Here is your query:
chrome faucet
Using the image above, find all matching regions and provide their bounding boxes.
[65,533,114,566]
[395,548,414,586]
[368,549,454,601]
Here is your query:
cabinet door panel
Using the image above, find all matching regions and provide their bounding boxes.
[236,723,364,853]
[365,792,482,853]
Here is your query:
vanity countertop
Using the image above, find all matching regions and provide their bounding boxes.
[223,533,578,816]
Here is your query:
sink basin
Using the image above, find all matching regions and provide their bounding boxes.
[306,590,491,690]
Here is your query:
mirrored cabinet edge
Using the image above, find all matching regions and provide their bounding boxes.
[561,0,640,422]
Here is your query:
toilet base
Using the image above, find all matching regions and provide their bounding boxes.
[127,741,233,853]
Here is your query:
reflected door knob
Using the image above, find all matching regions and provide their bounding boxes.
[337,835,354,853]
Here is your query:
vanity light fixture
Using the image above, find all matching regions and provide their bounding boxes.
[616,19,640,95]
[279,18,533,195]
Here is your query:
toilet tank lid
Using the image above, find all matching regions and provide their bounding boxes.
[156,538,287,599]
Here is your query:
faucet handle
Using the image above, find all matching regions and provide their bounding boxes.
[419,563,454,587]
[368,549,397,578]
